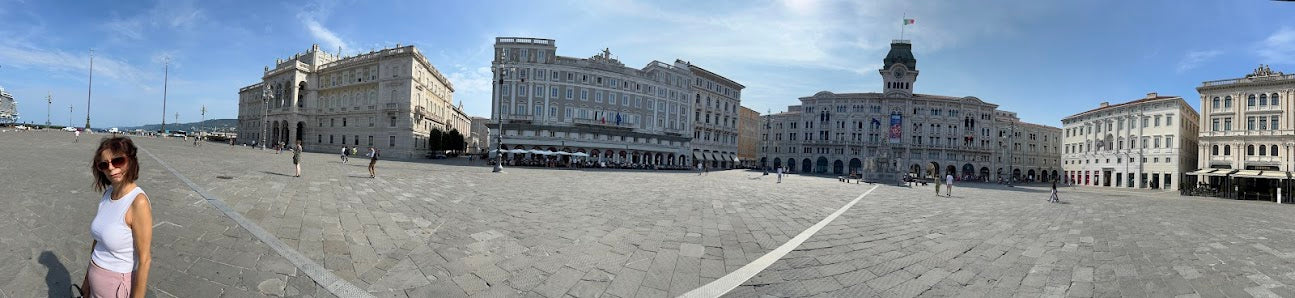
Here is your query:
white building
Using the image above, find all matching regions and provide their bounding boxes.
[236,44,470,159]
[489,37,698,167]
[1188,65,1294,201]
[683,61,744,169]
[761,40,1061,182]
[0,87,15,124]
[1061,93,1200,190]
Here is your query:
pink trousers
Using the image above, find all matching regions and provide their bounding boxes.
[86,261,132,298]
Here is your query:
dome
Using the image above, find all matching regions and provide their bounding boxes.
[814,91,834,96]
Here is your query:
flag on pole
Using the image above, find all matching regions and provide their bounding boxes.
[903,19,915,25]
[616,113,622,125]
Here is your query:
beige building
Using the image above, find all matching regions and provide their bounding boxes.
[236,44,470,159]
[489,37,698,167]
[1061,93,1200,190]
[737,106,760,167]
[684,61,745,169]
[1189,65,1294,201]
[762,40,1060,182]
[469,116,490,154]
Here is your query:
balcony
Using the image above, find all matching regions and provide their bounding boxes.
[384,103,401,111]
[1245,105,1283,113]
[573,118,632,129]
[504,114,534,121]
[1245,156,1282,163]
[1208,107,1234,114]
[1201,130,1295,138]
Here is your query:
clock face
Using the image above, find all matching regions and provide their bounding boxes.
[892,70,904,78]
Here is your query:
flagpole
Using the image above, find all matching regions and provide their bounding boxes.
[900,13,906,40]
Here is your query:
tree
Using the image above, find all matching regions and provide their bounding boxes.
[447,129,465,153]
[429,128,444,152]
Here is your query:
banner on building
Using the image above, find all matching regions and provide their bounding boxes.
[888,114,902,144]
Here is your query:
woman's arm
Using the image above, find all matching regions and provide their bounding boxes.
[82,239,96,296]
[128,193,153,298]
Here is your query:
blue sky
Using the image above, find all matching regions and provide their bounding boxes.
[0,0,1292,128]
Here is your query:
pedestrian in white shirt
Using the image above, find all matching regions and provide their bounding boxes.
[945,174,954,197]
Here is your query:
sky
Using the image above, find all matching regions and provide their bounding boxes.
[1,0,1293,128]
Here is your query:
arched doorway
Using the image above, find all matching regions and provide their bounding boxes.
[945,165,956,179]
[297,81,307,108]
[270,121,279,146]
[1052,170,1059,182]
[962,163,974,179]
[849,158,862,174]
[788,158,797,173]
[773,158,782,169]
[816,157,829,174]
[1027,169,1037,181]
[929,162,940,178]
[910,164,922,177]
[833,160,844,175]
[980,167,990,181]
[801,158,811,173]
[761,157,768,168]
[1012,169,1022,180]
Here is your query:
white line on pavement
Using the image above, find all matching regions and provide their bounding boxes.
[140,146,375,298]
[680,184,880,298]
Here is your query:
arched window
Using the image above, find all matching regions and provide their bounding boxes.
[1212,145,1219,155]
[1249,94,1257,106]
[1260,94,1268,106]
[1212,97,1220,109]
[1272,145,1280,156]
[1225,96,1233,108]
[1224,145,1231,155]
[298,81,307,108]
[1272,93,1280,105]
[1248,145,1255,155]
[1260,145,1268,156]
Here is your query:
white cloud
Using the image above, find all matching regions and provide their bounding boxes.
[296,0,352,55]
[100,0,206,40]
[0,44,154,91]
[1257,27,1295,65]
[1176,50,1222,73]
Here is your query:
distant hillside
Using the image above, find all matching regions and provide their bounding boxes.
[121,119,237,132]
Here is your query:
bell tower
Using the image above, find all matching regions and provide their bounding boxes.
[880,40,918,97]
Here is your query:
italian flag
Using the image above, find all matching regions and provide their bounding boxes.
[904,19,915,25]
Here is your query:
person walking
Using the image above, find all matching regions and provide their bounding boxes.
[1049,180,1061,203]
[83,136,154,298]
[340,146,349,164]
[945,173,954,197]
[934,173,942,195]
[75,129,81,142]
[367,146,379,178]
[697,163,703,176]
[292,140,303,177]
[776,166,784,183]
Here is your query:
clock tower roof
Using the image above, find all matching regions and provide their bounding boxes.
[883,40,916,70]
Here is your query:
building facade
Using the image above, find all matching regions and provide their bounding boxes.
[761,40,1061,182]
[737,106,760,167]
[1061,93,1200,191]
[469,116,490,154]
[0,87,15,124]
[489,37,697,167]
[236,44,469,159]
[684,61,744,168]
[1190,65,1294,201]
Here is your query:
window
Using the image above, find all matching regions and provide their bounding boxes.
[580,90,588,101]
[1166,114,1173,125]
[1224,145,1231,155]
[390,136,396,147]
[369,117,374,127]
[1165,136,1173,148]
[1225,96,1232,108]
[1273,116,1280,130]
[551,87,559,98]
[1248,145,1255,155]
[1154,115,1161,126]
[1224,118,1232,131]
[1248,94,1256,106]
[1212,145,1218,155]
[1212,97,1220,109]
[390,116,397,127]
[368,136,373,146]
[1260,94,1268,106]
[1273,94,1281,105]
[1212,119,1219,131]
[1248,116,1255,130]
[1273,145,1280,156]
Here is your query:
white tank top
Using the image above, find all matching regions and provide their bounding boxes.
[90,186,144,273]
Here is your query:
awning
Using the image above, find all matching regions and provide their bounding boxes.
[1260,171,1292,179]
[710,153,719,162]
[1232,170,1266,179]
[692,152,701,161]
[1188,169,1232,177]
[731,154,740,163]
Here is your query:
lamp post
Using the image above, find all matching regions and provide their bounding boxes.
[763,109,770,175]
[493,65,514,173]
[1008,121,1016,187]
[261,84,274,150]
[45,92,51,127]
[161,58,169,134]
[84,49,93,131]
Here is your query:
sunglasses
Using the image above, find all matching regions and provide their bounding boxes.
[96,156,128,171]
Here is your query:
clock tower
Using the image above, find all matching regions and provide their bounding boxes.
[880,40,918,97]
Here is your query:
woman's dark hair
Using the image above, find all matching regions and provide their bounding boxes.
[92,137,140,193]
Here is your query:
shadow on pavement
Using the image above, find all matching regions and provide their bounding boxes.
[38,251,71,298]
[260,171,293,177]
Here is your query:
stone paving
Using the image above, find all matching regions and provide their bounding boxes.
[7,129,1295,297]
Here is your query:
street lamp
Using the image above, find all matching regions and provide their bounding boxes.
[84,49,93,131]
[1007,121,1016,187]
[762,109,770,175]
[261,84,274,150]
[493,65,516,173]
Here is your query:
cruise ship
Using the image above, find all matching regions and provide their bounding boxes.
[0,86,16,124]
